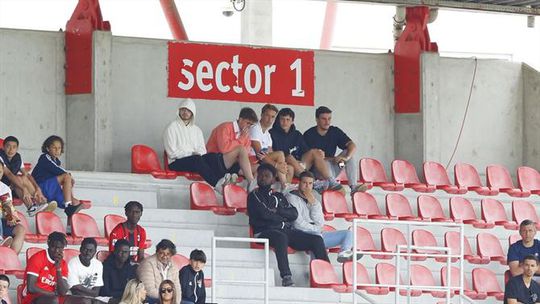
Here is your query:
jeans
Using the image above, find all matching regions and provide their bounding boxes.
[322,230,353,253]
[325,150,359,187]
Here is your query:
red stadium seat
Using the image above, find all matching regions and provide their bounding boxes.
[355,226,386,259]
[423,161,467,194]
[486,165,530,197]
[391,160,435,192]
[480,198,517,230]
[441,266,485,299]
[35,211,76,244]
[512,200,540,228]
[449,197,494,229]
[476,232,507,264]
[71,213,108,246]
[322,225,340,253]
[412,229,443,262]
[445,231,489,264]
[15,210,43,243]
[223,184,247,213]
[385,193,421,221]
[0,247,24,278]
[162,151,204,180]
[417,195,452,222]
[360,158,403,191]
[104,214,125,238]
[509,234,520,246]
[342,261,385,294]
[375,263,421,296]
[381,228,407,259]
[352,192,387,220]
[454,163,498,196]
[309,259,348,292]
[471,268,504,300]
[322,190,358,221]
[131,144,176,179]
[190,182,236,215]
[517,166,540,194]
[96,250,111,262]
[171,254,189,270]
[410,264,446,298]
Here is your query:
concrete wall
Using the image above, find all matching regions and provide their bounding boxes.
[0,29,66,164]
[422,53,524,176]
[523,64,540,170]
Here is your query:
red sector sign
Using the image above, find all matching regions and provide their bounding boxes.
[168,41,314,106]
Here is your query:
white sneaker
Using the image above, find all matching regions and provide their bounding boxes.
[337,250,354,263]
[229,173,239,184]
[214,174,231,194]
[27,203,49,217]
[247,179,258,192]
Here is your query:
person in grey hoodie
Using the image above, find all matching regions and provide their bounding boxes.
[286,170,356,263]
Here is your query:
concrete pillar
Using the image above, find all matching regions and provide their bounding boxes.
[241,0,272,46]
[394,113,424,176]
[523,64,540,169]
[66,31,114,171]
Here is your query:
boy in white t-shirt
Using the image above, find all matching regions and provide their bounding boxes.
[249,104,293,191]
[68,237,109,303]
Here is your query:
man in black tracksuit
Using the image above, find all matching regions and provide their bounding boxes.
[247,163,329,287]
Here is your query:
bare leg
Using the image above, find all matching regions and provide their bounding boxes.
[57,173,80,206]
[222,146,254,181]
[262,151,288,186]
[302,149,332,179]
[10,224,24,254]
[285,155,305,177]
[12,176,33,208]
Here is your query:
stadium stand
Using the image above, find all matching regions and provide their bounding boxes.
[391,159,435,193]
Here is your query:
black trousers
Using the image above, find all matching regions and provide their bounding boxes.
[168,154,222,186]
[258,229,329,278]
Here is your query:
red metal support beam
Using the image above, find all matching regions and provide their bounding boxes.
[65,0,111,94]
[159,0,189,41]
[320,0,338,49]
[394,6,438,113]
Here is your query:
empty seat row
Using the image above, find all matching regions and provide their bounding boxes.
[310,259,502,300]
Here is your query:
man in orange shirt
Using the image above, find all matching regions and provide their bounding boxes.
[206,107,258,191]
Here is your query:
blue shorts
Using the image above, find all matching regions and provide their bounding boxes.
[2,218,15,237]
[39,177,65,208]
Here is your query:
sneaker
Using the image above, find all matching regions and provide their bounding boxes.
[313,180,329,195]
[64,203,84,217]
[229,173,239,185]
[350,183,369,195]
[44,201,58,212]
[214,174,232,194]
[247,179,258,192]
[0,236,13,247]
[337,250,354,263]
[27,203,49,217]
[282,275,294,287]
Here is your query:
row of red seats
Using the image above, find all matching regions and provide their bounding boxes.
[362,158,540,197]
[310,260,503,300]
[131,144,203,180]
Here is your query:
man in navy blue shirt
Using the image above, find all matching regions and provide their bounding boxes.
[505,254,540,304]
[303,106,367,194]
[508,220,540,276]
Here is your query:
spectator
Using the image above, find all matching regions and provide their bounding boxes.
[31,135,83,217]
[249,104,292,191]
[67,237,108,303]
[504,254,540,304]
[109,201,147,262]
[137,239,180,303]
[100,239,137,303]
[163,99,234,192]
[0,178,17,250]
[0,274,10,304]
[286,171,358,262]
[119,279,146,304]
[508,220,540,276]
[247,163,329,287]
[206,107,258,192]
[23,232,71,304]
[179,249,206,304]
[269,108,343,194]
[158,280,177,304]
[303,106,367,194]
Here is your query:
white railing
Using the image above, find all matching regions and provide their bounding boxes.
[351,219,476,304]
[211,236,270,304]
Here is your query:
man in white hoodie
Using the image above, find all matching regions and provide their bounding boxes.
[163,99,231,191]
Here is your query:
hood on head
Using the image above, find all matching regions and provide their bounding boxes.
[178,98,197,125]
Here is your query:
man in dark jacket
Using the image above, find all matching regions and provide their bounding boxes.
[100,239,137,304]
[269,108,343,194]
[247,163,329,287]
[179,249,207,304]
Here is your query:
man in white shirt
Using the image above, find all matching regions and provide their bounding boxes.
[250,104,292,191]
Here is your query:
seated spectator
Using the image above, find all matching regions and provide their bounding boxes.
[158,280,177,304]
[0,178,16,249]
[0,274,10,304]
[137,239,180,303]
[163,99,234,192]
[250,104,292,191]
[119,279,146,304]
[303,107,367,194]
[286,171,357,262]
[67,237,108,303]
[269,108,343,194]
[31,135,82,217]
[109,201,147,262]
[508,220,540,276]
[179,249,206,304]
[206,107,258,191]
[100,239,137,303]
[1,136,56,216]
[23,232,72,304]
[504,254,540,304]
[247,164,329,287]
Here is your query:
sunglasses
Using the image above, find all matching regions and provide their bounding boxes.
[160,288,173,294]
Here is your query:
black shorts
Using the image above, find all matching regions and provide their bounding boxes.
[203,153,241,176]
